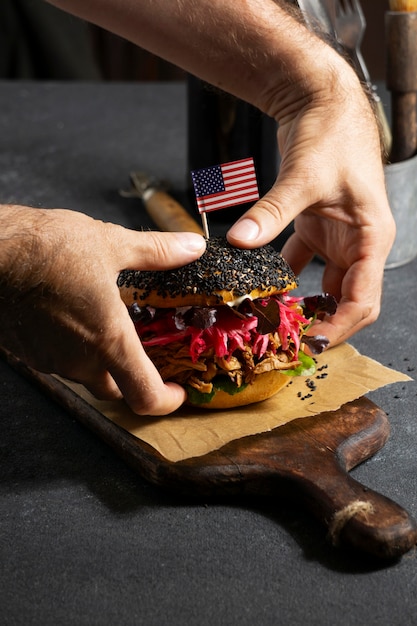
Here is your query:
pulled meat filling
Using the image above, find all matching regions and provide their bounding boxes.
[131,294,309,394]
[145,338,301,394]
[126,292,336,394]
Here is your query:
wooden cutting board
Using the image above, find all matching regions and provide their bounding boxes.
[4,350,417,561]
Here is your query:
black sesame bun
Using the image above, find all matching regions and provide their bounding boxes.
[118,237,298,308]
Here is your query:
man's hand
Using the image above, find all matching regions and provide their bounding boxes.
[0,206,206,415]
[46,0,395,347]
[227,57,395,347]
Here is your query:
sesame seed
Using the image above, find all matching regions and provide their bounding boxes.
[117,236,298,301]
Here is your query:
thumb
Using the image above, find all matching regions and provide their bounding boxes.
[226,172,310,249]
[107,226,207,271]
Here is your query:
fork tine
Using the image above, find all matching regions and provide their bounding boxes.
[350,0,365,21]
[334,0,346,17]
[342,0,364,16]
[339,0,356,14]
[335,0,344,13]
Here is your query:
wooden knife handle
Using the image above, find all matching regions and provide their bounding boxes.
[143,189,204,235]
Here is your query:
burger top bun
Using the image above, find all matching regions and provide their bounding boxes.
[118,237,298,308]
[191,369,290,409]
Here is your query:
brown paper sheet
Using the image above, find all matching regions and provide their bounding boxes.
[57,343,411,462]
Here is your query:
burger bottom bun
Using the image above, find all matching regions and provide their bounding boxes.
[187,370,290,410]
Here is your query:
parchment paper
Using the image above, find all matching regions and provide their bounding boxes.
[57,343,411,462]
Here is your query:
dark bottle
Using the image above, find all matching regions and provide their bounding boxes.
[186,74,279,224]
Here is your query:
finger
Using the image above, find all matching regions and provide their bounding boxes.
[281,231,315,275]
[111,343,187,416]
[308,258,383,347]
[74,363,185,416]
[105,226,206,271]
[226,168,316,249]
[107,310,187,416]
[321,262,345,302]
[51,313,185,415]
[307,298,379,347]
[81,372,124,402]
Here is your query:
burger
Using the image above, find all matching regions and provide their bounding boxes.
[117,237,336,409]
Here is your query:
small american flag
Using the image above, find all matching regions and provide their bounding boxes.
[191,157,259,213]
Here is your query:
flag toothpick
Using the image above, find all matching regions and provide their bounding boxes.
[201,211,210,239]
[191,156,259,239]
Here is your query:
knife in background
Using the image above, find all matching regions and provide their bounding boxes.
[121,171,204,235]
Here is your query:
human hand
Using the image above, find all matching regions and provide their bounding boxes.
[0,206,206,415]
[31,1,395,348]
[227,58,395,347]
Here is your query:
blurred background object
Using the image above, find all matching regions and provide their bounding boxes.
[0,0,384,82]
[0,0,101,79]
[0,0,184,81]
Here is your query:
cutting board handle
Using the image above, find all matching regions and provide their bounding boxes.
[297,456,417,560]
[165,399,417,561]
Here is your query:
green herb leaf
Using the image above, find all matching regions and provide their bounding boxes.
[185,377,248,405]
[185,385,216,405]
[216,378,248,396]
[282,350,316,377]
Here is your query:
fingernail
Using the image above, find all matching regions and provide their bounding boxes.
[229,218,260,242]
[174,232,206,252]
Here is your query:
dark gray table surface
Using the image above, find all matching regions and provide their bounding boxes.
[1,81,416,626]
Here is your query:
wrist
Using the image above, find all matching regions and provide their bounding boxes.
[0,205,34,268]
[0,205,54,294]
[259,30,365,125]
